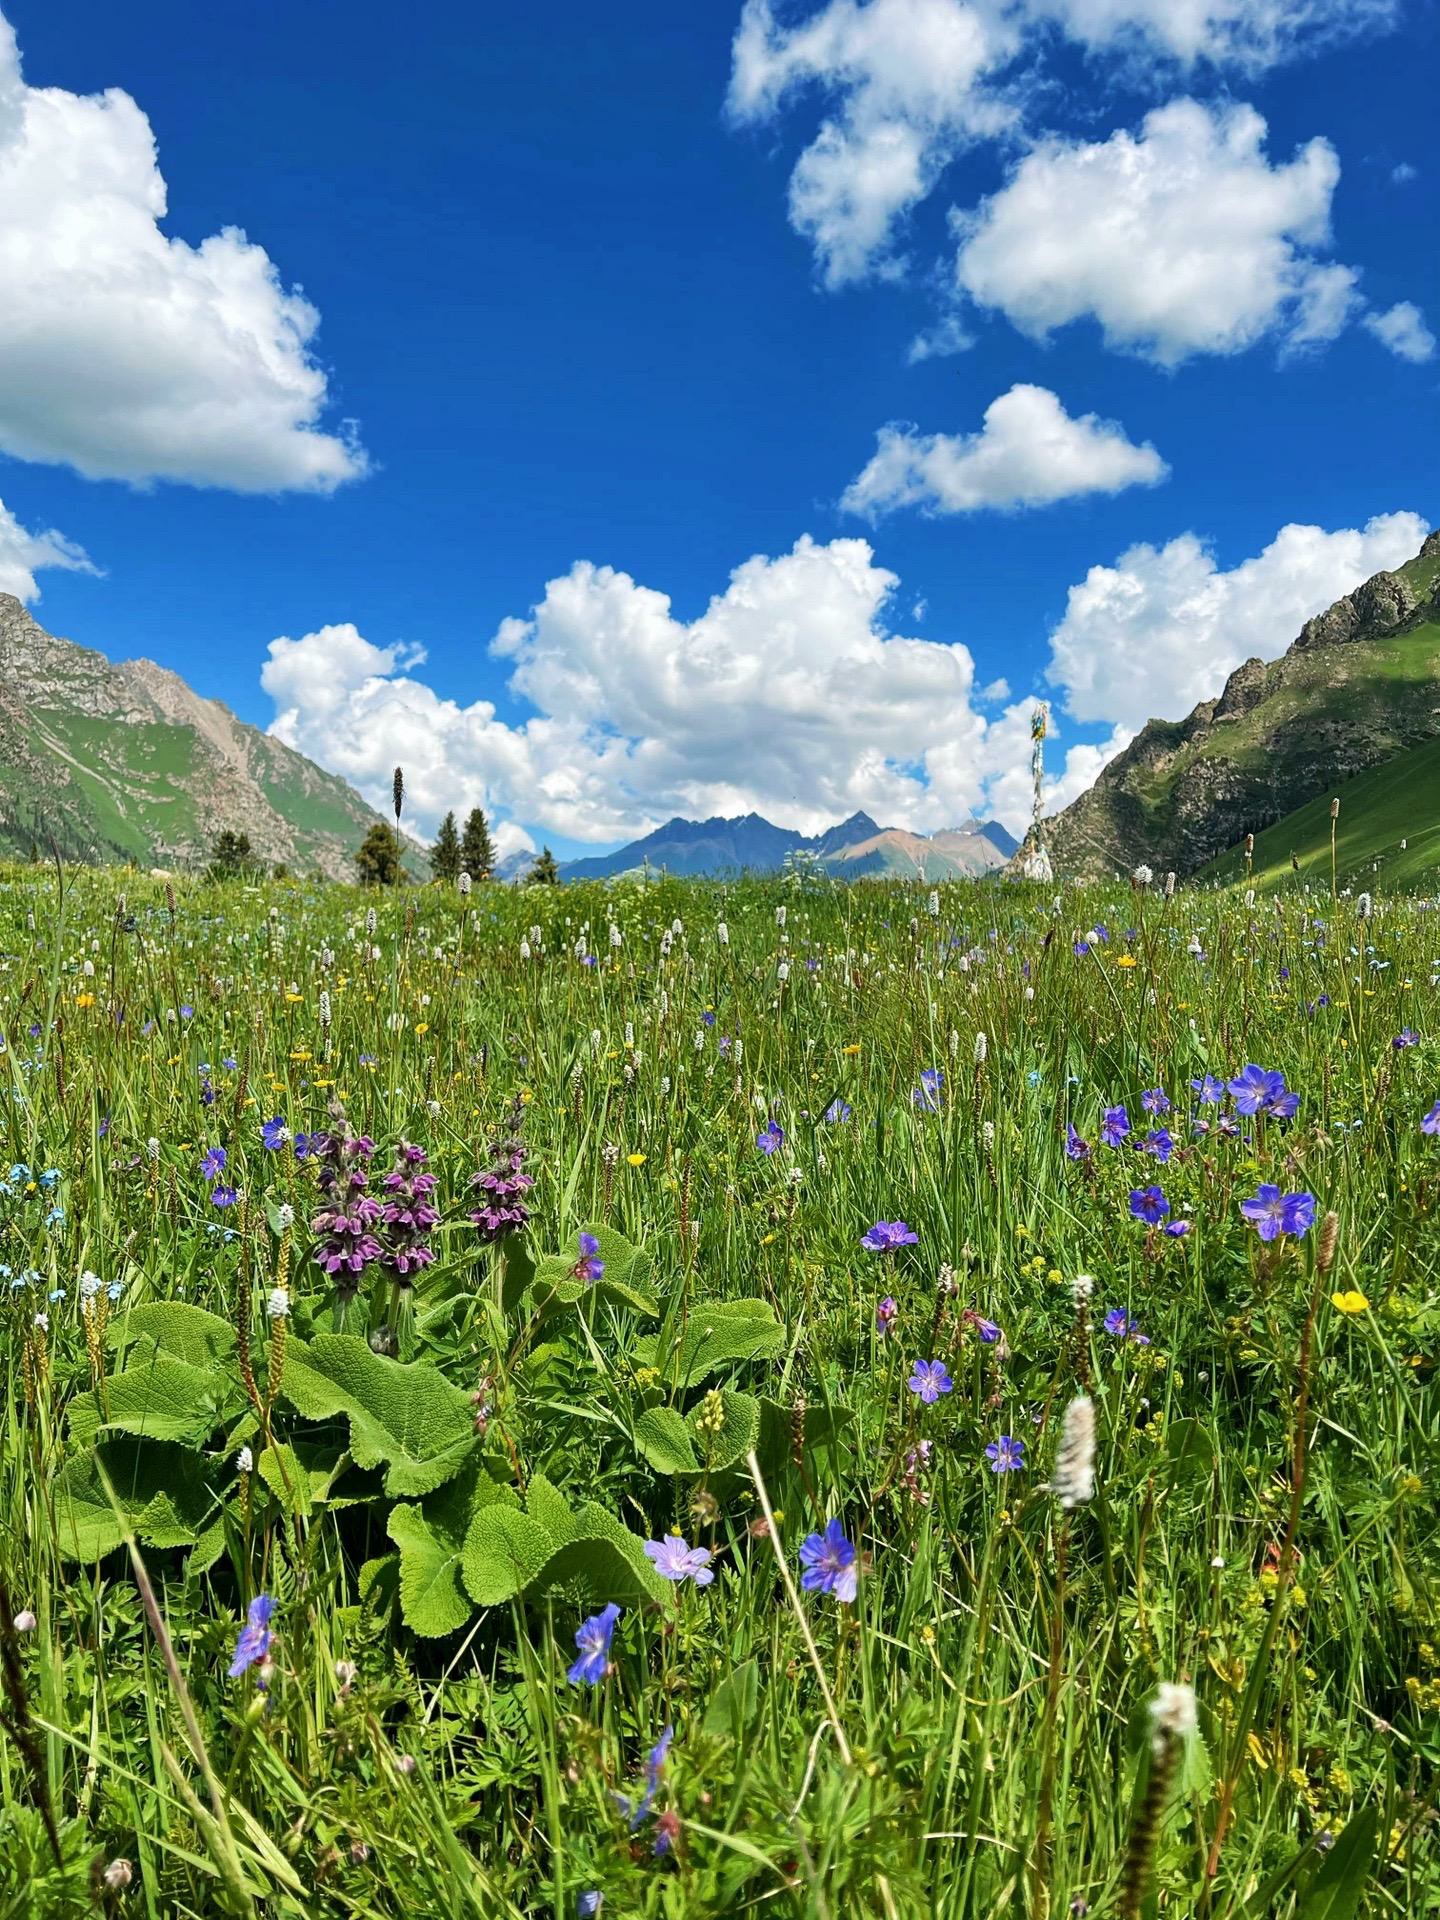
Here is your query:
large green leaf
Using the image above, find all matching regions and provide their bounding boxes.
[635,1298,785,1389]
[388,1470,518,1637]
[69,1355,234,1449]
[687,1390,761,1473]
[280,1334,479,1496]
[634,1406,700,1474]
[462,1505,556,1606]
[52,1441,216,1561]
[107,1301,237,1368]
[1297,1805,1378,1920]
[531,1225,659,1318]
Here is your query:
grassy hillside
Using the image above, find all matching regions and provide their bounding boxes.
[1201,729,1440,892]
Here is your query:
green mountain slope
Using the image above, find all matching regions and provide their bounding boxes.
[0,594,418,878]
[1200,732,1440,893]
[1045,529,1440,880]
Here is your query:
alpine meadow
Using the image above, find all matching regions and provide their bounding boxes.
[0,860,1437,1916]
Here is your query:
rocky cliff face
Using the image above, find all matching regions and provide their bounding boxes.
[1044,530,1440,880]
[0,595,407,877]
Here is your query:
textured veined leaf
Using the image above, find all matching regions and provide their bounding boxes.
[280,1334,479,1496]
[634,1297,785,1388]
[388,1470,518,1637]
[634,1406,700,1474]
[69,1355,233,1449]
[106,1301,237,1368]
[52,1440,215,1561]
[462,1505,556,1606]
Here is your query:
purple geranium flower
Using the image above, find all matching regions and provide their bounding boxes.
[1228,1065,1299,1120]
[1164,1219,1192,1238]
[228,1594,275,1677]
[1394,1028,1420,1050]
[1422,1100,1440,1135]
[260,1116,288,1151]
[799,1517,858,1602]
[1190,1074,1225,1104]
[912,1068,944,1113]
[643,1536,714,1587]
[1142,1128,1174,1163]
[1065,1123,1091,1162]
[985,1435,1025,1473]
[757,1120,784,1156]
[1101,1105,1130,1148]
[574,1230,604,1284]
[862,1220,918,1252]
[1129,1185,1170,1224]
[876,1294,898,1335]
[1140,1088,1171,1115]
[1103,1308,1150,1344]
[1239,1185,1317,1242]
[200,1146,226,1181]
[210,1184,238,1209]
[907,1358,953,1404]
[823,1099,852,1124]
[567,1603,620,1686]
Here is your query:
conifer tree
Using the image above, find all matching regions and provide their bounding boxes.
[460,808,496,881]
[356,822,403,887]
[430,810,462,883]
[526,846,560,886]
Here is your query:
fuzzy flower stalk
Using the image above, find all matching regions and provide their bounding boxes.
[1120,1684,1197,1918]
[470,1096,534,1243]
[308,1120,383,1291]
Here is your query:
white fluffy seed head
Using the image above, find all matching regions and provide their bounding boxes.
[1071,1273,1094,1304]
[1051,1395,1096,1510]
[1149,1682,1198,1750]
[973,1031,988,1065]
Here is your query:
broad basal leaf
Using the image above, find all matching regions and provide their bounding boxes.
[69,1355,236,1449]
[52,1440,215,1561]
[635,1297,785,1389]
[280,1334,478,1497]
[388,1469,519,1637]
[107,1301,237,1369]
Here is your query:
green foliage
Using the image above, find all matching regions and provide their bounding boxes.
[281,1334,479,1496]
[355,819,404,886]
[460,805,496,881]
[429,808,463,884]
[525,844,560,885]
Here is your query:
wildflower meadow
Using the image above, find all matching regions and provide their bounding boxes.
[1,862,1437,1918]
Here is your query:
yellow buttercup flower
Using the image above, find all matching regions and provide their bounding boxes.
[1330,1290,1369,1315]
[1115,954,1138,969]
[627,1152,646,1167]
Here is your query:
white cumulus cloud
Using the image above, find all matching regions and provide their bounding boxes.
[954,100,1362,364]
[1363,301,1437,363]
[727,0,1019,286]
[0,12,366,492]
[1046,510,1429,732]
[262,535,1106,844]
[841,383,1167,517]
[728,0,1398,285]
[0,496,97,602]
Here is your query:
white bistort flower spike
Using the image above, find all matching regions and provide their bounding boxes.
[1051,1395,1096,1510]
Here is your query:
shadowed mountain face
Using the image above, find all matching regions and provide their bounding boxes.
[557,810,1016,881]
[1044,530,1440,880]
[0,595,409,877]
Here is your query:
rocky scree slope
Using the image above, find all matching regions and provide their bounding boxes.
[0,595,408,877]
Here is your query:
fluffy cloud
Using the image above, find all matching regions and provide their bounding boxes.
[728,0,1397,284]
[1047,510,1428,731]
[954,101,1361,364]
[262,536,1105,843]
[0,496,97,602]
[1030,0,1396,66]
[1363,301,1437,363]
[0,14,365,492]
[841,383,1167,517]
[727,0,1018,285]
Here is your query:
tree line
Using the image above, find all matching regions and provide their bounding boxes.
[353,806,559,887]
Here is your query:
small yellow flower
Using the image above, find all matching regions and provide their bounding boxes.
[627,1152,646,1167]
[284,992,303,1005]
[413,1021,429,1035]
[74,991,95,1009]
[1330,1289,1369,1315]
[1115,954,1138,969]
[842,1043,862,1055]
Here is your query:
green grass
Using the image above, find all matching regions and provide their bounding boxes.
[1201,731,1440,892]
[1,864,1437,1918]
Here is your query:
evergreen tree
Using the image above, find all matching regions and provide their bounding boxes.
[207,829,257,879]
[430,810,463,883]
[356,822,404,887]
[526,846,560,886]
[460,808,496,881]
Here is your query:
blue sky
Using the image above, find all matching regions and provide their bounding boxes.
[0,0,1435,855]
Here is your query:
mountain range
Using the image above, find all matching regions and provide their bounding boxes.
[556,810,1018,881]
[1044,528,1440,880]
[0,594,411,878]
